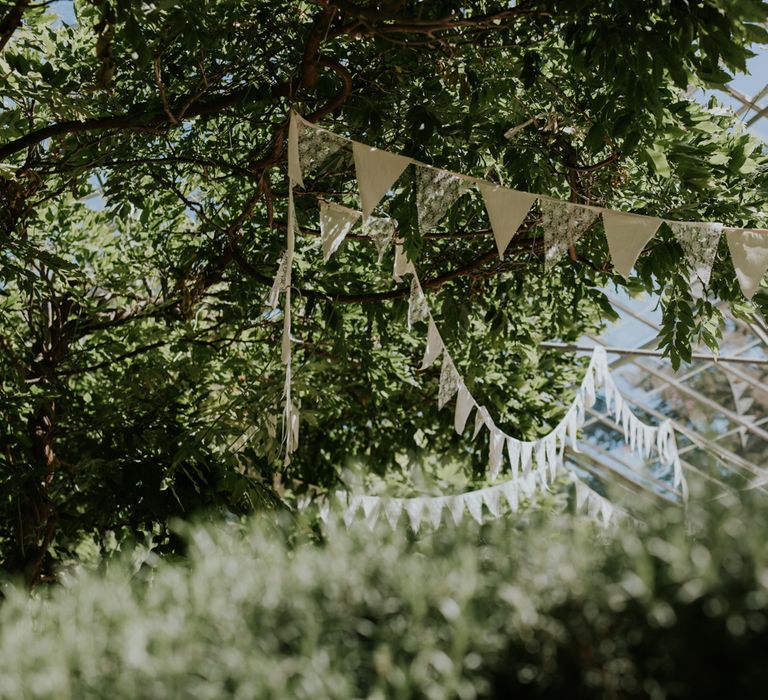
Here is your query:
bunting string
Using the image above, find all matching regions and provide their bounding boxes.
[292,111,768,300]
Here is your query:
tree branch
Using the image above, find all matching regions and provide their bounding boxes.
[0,0,30,54]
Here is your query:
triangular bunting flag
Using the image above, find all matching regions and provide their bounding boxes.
[438,354,459,409]
[501,481,519,512]
[319,201,361,262]
[353,142,412,220]
[488,427,505,480]
[288,111,303,188]
[426,498,444,528]
[454,383,474,434]
[481,487,502,517]
[393,243,415,281]
[667,220,723,287]
[602,211,662,279]
[408,277,429,329]
[415,167,470,235]
[478,184,536,258]
[404,499,425,532]
[463,492,483,524]
[266,253,289,308]
[448,497,465,525]
[421,316,443,370]
[541,199,600,270]
[383,499,403,529]
[297,121,348,184]
[506,438,521,479]
[473,406,490,440]
[363,216,396,265]
[725,228,768,300]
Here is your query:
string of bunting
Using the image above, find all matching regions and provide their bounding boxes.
[273,110,729,522]
[292,111,768,298]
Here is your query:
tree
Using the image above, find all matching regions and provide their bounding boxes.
[0,0,766,585]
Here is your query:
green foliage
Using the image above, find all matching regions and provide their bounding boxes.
[0,0,767,581]
[1,486,768,698]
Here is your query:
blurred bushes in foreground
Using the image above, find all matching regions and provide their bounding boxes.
[1,485,767,699]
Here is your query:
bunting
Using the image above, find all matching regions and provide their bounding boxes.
[353,142,412,220]
[479,184,536,258]
[415,167,470,235]
[602,211,663,279]
[319,200,361,262]
[540,199,601,270]
[725,228,768,300]
[291,112,767,301]
[668,221,723,288]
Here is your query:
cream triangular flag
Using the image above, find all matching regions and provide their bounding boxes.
[464,492,484,524]
[479,184,536,258]
[426,498,444,528]
[725,228,768,300]
[481,487,502,517]
[393,243,415,281]
[454,383,474,434]
[421,316,443,370]
[501,480,519,512]
[506,438,521,479]
[404,499,425,532]
[667,220,723,287]
[383,499,403,529]
[488,427,505,480]
[416,167,470,235]
[353,142,412,220]
[602,211,662,279]
[319,201,361,262]
[448,496,465,525]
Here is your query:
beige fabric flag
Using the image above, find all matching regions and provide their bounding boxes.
[541,199,601,270]
[319,201,361,262]
[725,228,768,300]
[479,184,536,258]
[353,142,412,220]
[602,211,663,279]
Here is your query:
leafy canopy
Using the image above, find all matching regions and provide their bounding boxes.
[0,0,766,583]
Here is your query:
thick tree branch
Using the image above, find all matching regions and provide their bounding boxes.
[0,0,30,53]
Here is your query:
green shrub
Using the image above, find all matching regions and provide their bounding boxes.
[1,485,767,699]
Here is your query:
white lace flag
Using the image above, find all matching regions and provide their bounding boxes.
[725,228,768,299]
[416,167,470,235]
[541,199,600,270]
[298,121,348,183]
[353,142,412,220]
[363,216,396,264]
[288,111,304,188]
[421,316,443,370]
[438,354,460,409]
[393,243,415,281]
[602,211,663,279]
[479,184,536,258]
[408,277,429,329]
[667,221,723,287]
[501,480,519,512]
[266,254,289,308]
[319,200,361,262]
